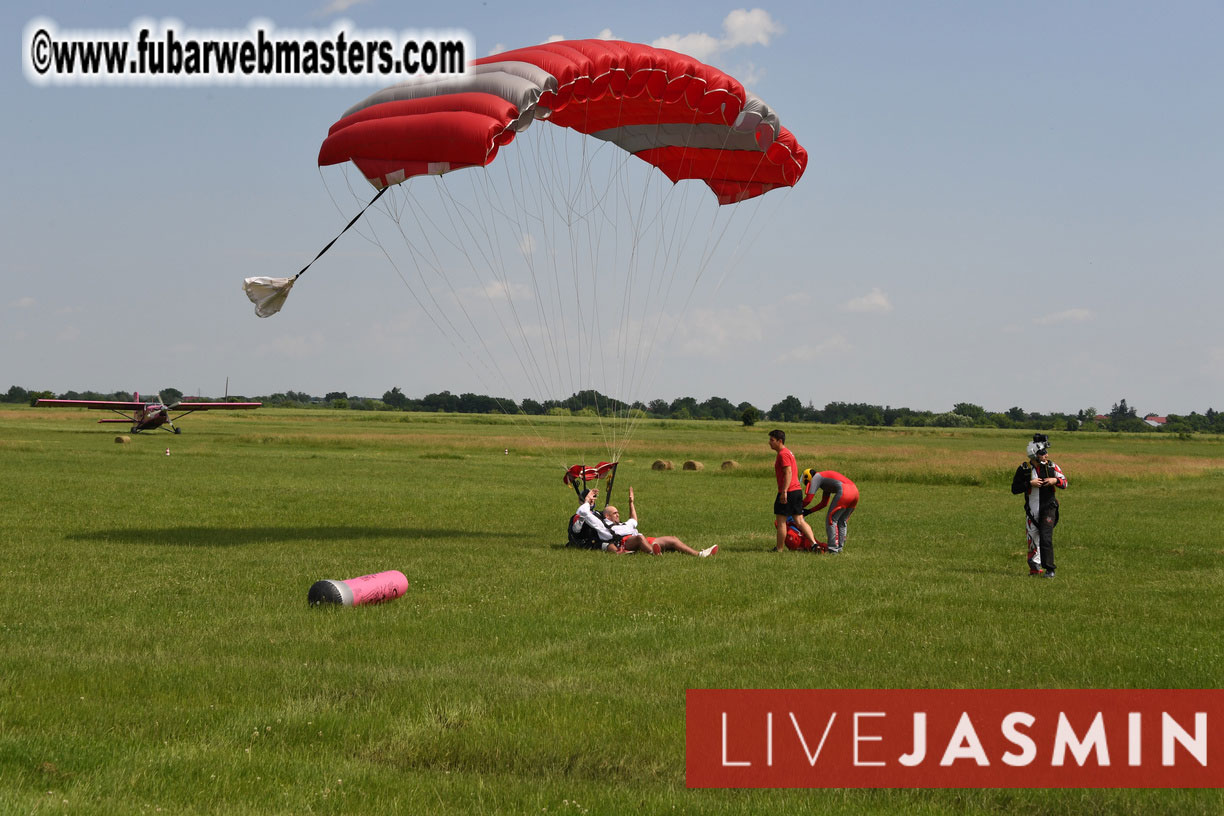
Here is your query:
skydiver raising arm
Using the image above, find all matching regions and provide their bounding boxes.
[605,487,717,558]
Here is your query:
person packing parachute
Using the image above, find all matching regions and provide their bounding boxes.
[780,469,859,553]
[800,469,859,553]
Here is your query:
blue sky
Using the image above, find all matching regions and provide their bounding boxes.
[5,1,1222,415]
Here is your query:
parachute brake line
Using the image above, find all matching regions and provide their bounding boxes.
[292,186,389,283]
[603,462,619,509]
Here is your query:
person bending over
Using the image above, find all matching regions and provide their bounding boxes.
[801,469,859,553]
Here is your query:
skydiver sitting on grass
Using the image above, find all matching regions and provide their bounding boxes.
[570,487,716,557]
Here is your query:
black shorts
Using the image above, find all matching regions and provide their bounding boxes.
[774,489,805,517]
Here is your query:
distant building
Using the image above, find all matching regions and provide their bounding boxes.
[1143,415,1167,427]
[1094,415,1109,423]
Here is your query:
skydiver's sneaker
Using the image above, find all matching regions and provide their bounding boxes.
[699,545,718,558]
[1043,570,1056,578]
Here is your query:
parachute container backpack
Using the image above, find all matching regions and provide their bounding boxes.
[306,40,808,470]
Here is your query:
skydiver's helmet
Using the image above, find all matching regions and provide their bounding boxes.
[1026,433,1050,460]
[801,468,817,490]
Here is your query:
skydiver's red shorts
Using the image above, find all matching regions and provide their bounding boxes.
[617,534,658,554]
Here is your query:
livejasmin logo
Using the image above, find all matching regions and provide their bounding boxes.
[685,690,1224,788]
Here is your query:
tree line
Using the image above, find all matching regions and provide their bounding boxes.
[6,384,1221,434]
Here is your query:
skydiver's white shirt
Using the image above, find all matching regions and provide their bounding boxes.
[574,502,613,541]
[609,518,638,538]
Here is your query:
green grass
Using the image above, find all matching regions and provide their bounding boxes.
[1,407,1221,814]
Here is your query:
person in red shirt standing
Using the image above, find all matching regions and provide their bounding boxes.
[769,429,818,552]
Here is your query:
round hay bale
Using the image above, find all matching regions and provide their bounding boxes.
[721,460,739,470]
[651,459,674,471]
[682,460,704,471]
[114,436,131,444]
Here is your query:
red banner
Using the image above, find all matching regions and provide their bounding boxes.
[686,689,1224,788]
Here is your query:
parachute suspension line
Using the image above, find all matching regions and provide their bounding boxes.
[318,168,554,455]
[387,174,561,459]
[513,124,568,403]
[534,123,586,409]
[611,102,709,456]
[537,120,626,463]
[480,136,562,404]
[428,170,568,458]
[427,173,555,406]
[384,187,525,395]
[561,115,609,453]
[417,176,570,440]
[577,105,627,460]
[466,162,559,407]
[512,123,579,447]
[528,120,615,459]
[586,95,662,462]
[319,169,482,363]
[616,106,778,449]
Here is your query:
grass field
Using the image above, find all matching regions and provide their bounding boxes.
[1,406,1221,814]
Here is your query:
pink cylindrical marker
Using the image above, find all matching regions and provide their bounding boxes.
[308,570,408,607]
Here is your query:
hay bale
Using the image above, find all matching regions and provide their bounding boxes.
[721,460,739,470]
[682,460,704,471]
[651,459,674,471]
[114,436,131,444]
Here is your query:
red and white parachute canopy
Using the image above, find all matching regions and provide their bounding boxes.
[318,39,806,204]
[252,40,808,468]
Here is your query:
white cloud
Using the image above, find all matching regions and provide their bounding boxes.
[546,34,566,44]
[13,297,35,309]
[653,8,783,63]
[841,287,893,314]
[595,28,615,40]
[487,43,507,56]
[722,8,784,48]
[652,32,723,62]
[519,233,537,257]
[1034,308,1093,325]
[56,326,80,343]
[314,0,369,17]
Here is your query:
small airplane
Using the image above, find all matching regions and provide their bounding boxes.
[36,392,261,434]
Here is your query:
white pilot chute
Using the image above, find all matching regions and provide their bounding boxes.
[242,276,296,318]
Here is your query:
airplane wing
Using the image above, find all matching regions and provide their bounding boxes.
[36,399,144,410]
[171,402,262,410]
